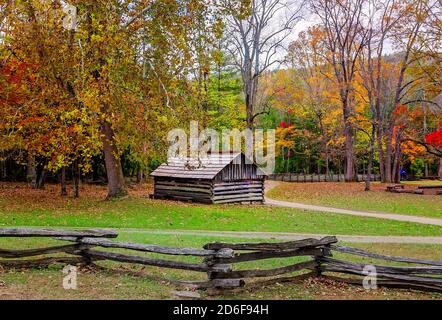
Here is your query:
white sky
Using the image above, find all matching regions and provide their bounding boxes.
[277,9,394,64]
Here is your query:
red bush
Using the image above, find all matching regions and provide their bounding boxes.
[279,121,291,128]
[426,129,442,148]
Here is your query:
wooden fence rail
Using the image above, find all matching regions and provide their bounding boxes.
[268,173,382,183]
[0,228,441,293]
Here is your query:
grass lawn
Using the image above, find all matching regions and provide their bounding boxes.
[402,180,442,186]
[1,182,442,300]
[1,233,441,300]
[267,182,442,218]
[1,183,442,236]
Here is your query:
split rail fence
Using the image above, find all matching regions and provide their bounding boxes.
[268,173,382,183]
[0,228,441,293]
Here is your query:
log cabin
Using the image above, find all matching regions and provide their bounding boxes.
[150,152,267,204]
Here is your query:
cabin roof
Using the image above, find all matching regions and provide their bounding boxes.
[150,152,266,180]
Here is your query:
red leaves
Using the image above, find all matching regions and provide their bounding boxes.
[0,60,36,84]
[0,59,36,107]
[393,104,408,116]
[425,129,442,148]
[279,121,291,128]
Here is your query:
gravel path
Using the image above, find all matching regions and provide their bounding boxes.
[264,181,442,227]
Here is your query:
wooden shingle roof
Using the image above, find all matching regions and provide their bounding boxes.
[151,152,264,180]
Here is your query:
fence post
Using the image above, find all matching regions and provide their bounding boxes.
[203,246,239,293]
[313,243,332,277]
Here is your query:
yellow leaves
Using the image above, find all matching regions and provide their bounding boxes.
[47,154,66,172]
[308,25,326,48]
[402,140,427,161]
[328,136,346,148]
[276,126,300,150]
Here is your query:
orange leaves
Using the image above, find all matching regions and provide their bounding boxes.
[275,126,296,152]
[393,105,408,116]
[402,140,426,161]
[16,117,46,128]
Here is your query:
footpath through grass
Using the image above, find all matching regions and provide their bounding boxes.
[0,183,442,236]
[1,233,441,300]
[267,182,442,219]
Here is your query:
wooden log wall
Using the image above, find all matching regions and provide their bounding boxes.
[1,228,442,294]
[153,178,265,204]
[153,178,213,203]
[212,180,264,204]
[214,159,265,181]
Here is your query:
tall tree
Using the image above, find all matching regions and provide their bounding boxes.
[220,0,303,129]
[310,0,369,182]
[359,0,407,187]
[286,27,338,177]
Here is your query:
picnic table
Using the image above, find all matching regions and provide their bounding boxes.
[386,184,405,192]
[417,185,442,195]
[417,185,442,189]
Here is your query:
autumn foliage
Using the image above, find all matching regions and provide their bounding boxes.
[426,129,442,148]
[0,0,441,196]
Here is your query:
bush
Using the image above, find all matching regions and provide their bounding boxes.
[410,159,425,178]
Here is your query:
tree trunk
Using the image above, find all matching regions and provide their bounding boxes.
[344,123,355,182]
[61,167,68,196]
[384,126,394,183]
[101,120,127,198]
[26,156,37,188]
[0,159,5,180]
[136,168,143,184]
[340,92,355,183]
[245,74,258,129]
[392,131,402,184]
[376,132,385,182]
[438,159,442,180]
[37,167,47,189]
[325,151,330,181]
[245,93,254,129]
[72,160,80,198]
[338,158,342,182]
[365,149,374,192]
[85,4,127,200]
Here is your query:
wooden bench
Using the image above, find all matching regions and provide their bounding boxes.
[417,185,442,190]
[417,185,442,195]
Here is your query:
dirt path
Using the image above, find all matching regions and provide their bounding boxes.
[264,181,442,227]
[120,228,442,244]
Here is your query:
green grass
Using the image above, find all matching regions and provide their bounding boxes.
[2,183,442,300]
[1,233,441,300]
[267,182,442,218]
[1,196,442,236]
[402,180,442,186]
